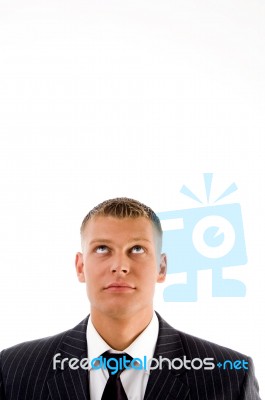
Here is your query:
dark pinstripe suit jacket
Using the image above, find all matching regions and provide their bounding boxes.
[0,312,261,400]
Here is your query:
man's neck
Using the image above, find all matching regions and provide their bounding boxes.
[90,308,154,350]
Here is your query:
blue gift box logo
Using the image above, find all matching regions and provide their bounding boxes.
[157,174,247,302]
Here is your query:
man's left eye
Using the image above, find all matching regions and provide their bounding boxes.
[131,246,144,254]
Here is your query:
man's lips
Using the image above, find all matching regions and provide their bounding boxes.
[104,282,136,291]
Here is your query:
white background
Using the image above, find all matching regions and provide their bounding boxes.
[0,0,264,396]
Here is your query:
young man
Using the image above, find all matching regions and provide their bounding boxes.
[0,198,261,399]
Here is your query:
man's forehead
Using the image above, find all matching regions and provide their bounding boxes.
[81,215,162,252]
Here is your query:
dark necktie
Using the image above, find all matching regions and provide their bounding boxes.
[101,351,132,400]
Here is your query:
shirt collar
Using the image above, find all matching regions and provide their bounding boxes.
[87,312,159,371]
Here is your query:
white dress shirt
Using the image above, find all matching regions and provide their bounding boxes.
[87,312,159,400]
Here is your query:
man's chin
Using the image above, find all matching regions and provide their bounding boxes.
[96,302,141,320]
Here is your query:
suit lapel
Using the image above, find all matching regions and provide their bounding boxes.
[47,316,90,400]
[144,312,190,400]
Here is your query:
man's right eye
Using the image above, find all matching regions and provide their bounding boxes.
[95,245,109,254]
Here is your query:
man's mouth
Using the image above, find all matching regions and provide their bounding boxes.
[104,282,136,291]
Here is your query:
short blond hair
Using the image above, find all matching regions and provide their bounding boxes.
[80,197,162,243]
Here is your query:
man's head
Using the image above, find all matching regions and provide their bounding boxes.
[75,197,167,320]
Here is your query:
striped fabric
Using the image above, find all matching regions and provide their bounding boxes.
[0,313,261,399]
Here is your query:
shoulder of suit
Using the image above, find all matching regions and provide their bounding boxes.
[178,329,249,360]
[156,311,250,361]
[0,316,89,362]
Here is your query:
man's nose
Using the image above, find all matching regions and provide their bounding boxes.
[110,254,130,274]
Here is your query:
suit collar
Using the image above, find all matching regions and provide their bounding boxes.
[47,313,189,400]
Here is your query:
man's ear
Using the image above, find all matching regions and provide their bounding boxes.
[157,253,167,283]
[75,252,85,282]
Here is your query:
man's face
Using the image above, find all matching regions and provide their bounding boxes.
[75,216,166,320]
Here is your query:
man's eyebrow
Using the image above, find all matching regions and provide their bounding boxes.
[89,239,113,245]
[88,238,151,245]
[129,238,151,243]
